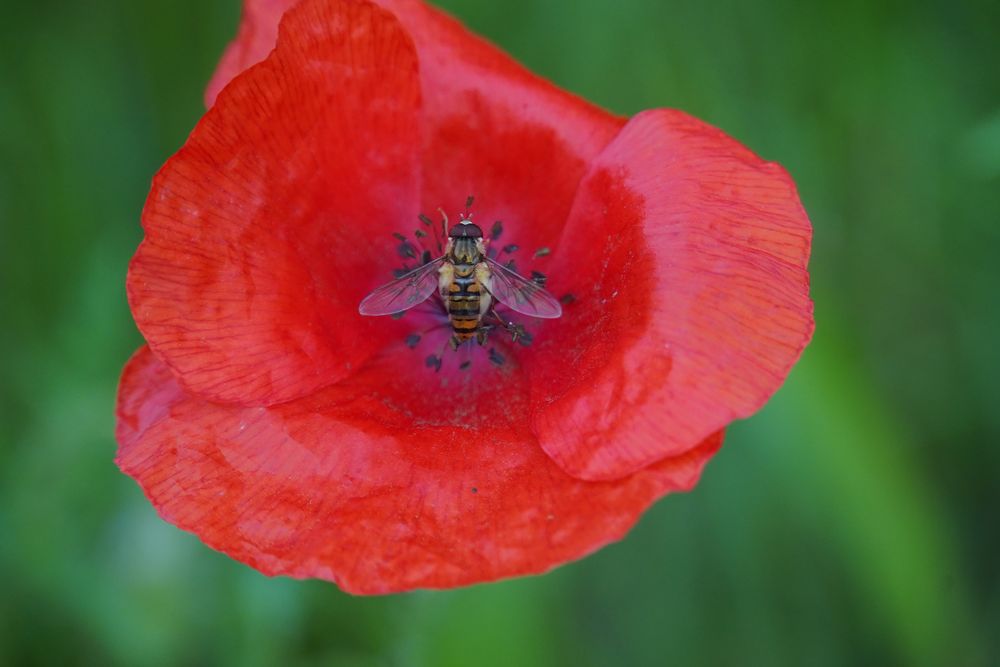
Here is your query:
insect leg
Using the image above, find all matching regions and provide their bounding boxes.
[485,306,513,332]
[475,325,492,346]
[485,305,530,344]
[477,282,516,337]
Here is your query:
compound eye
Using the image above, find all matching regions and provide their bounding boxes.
[449,222,483,238]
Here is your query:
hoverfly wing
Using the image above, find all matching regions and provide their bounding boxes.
[359,257,445,316]
[485,258,563,319]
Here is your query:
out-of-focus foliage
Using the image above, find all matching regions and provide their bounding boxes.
[1,0,997,665]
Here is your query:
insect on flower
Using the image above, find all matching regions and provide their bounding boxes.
[116,0,814,595]
[359,197,562,350]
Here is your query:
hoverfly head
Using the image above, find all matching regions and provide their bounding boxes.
[448,219,483,239]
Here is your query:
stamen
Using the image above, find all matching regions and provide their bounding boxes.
[397,240,418,259]
[405,333,421,348]
[502,244,519,254]
[559,293,576,305]
[531,271,546,286]
[425,354,442,372]
[488,348,505,367]
[490,220,503,240]
[533,247,551,258]
[416,212,445,254]
[460,360,472,371]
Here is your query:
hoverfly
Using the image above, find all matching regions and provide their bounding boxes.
[358,206,562,350]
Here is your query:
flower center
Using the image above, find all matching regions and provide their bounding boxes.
[384,199,573,375]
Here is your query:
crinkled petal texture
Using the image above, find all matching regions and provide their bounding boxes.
[530,110,814,480]
[208,0,625,262]
[117,346,723,594]
[119,0,813,592]
[130,0,421,405]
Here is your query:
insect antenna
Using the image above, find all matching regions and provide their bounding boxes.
[437,207,449,239]
[463,195,474,219]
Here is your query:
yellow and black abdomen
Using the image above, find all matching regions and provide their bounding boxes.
[447,263,482,343]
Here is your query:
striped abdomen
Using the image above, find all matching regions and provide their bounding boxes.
[447,263,483,343]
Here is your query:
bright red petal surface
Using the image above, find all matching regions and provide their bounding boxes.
[117,346,723,594]
[207,0,624,261]
[129,0,421,405]
[377,0,624,258]
[529,109,814,481]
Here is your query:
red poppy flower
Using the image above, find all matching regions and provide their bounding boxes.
[117,0,813,594]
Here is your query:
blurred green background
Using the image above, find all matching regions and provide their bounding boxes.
[1,0,998,665]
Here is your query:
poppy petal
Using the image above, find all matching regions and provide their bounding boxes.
[530,109,814,481]
[205,0,296,108]
[129,0,422,405]
[375,0,625,258]
[207,0,619,155]
[206,0,624,258]
[116,346,723,594]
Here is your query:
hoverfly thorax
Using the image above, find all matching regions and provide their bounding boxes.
[447,218,485,264]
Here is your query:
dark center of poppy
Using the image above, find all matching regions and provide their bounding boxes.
[381,202,571,375]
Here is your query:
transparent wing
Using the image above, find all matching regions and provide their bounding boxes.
[485,258,563,319]
[358,257,445,316]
